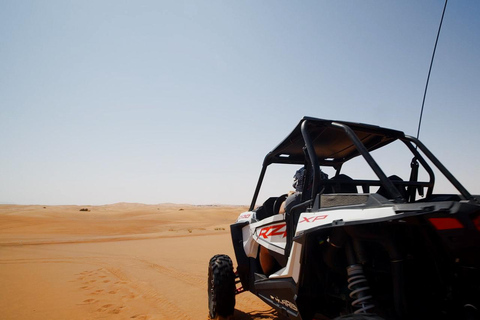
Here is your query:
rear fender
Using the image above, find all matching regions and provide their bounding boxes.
[296,206,397,235]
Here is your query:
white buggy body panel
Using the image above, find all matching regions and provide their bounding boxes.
[238,205,398,282]
[237,211,287,257]
[269,241,303,283]
[269,206,399,283]
[295,206,397,235]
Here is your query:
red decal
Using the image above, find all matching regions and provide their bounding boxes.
[270,224,287,238]
[300,215,328,223]
[258,227,270,239]
[258,224,286,239]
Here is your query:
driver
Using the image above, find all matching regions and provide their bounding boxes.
[260,166,327,276]
[279,167,306,214]
[259,168,305,275]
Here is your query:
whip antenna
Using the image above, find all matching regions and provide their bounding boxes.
[416,0,448,140]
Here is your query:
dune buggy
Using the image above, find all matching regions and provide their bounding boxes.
[208,117,479,320]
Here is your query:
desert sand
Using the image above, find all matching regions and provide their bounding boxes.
[0,203,278,320]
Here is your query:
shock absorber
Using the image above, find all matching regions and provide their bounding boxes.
[347,264,375,314]
[344,239,375,314]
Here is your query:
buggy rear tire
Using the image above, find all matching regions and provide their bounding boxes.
[208,254,236,319]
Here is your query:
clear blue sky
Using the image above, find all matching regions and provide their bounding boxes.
[1,1,479,205]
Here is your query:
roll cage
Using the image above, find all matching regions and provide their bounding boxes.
[249,117,475,211]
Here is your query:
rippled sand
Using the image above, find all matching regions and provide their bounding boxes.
[0,203,277,320]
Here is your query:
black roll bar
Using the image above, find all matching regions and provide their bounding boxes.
[248,119,475,211]
[249,163,268,211]
[401,139,436,198]
[404,135,475,202]
[331,122,405,203]
[301,120,322,202]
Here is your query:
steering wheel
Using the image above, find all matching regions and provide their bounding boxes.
[273,193,288,215]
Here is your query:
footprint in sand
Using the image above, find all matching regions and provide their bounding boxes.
[96,304,113,312]
[96,304,124,314]
[109,306,124,314]
[83,299,98,304]
[120,292,136,300]
[90,289,104,295]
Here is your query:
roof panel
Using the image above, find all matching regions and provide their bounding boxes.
[264,117,405,166]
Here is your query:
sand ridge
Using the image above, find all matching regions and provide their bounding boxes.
[0,203,278,320]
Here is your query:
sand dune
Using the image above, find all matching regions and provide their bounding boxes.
[0,204,278,320]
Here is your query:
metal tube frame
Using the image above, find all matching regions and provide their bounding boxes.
[331,122,404,203]
[404,135,474,202]
[249,120,476,211]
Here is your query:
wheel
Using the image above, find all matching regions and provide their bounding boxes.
[208,254,236,319]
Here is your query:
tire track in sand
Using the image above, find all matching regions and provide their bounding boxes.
[105,266,194,320]
[138,258,205,288]
[136,258,275,318]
